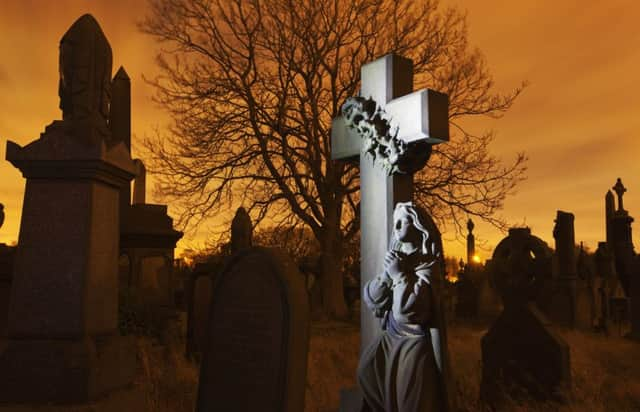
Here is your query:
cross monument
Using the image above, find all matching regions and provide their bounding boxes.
[331,54,449,350]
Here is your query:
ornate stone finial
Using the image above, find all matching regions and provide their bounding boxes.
[110,66,131,149]
[0,203,4,229]
[612,178,627,212]
[58,14,112,126]
[230,207,252,254]
[467,218,474,234]
[132,159,146,205]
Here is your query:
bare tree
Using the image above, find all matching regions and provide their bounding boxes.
[139,0,527,318]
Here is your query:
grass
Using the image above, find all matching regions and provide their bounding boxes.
[135,315,640,412]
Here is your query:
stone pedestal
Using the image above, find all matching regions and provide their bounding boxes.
[0,121,136,403]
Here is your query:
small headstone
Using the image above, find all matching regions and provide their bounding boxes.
[196,247,309,412]
[482,228,570,405]
[230,207,252,253]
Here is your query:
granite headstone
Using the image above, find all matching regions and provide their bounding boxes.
[196,247,309,412]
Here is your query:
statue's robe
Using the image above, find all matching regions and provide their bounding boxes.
[358,252,453,412]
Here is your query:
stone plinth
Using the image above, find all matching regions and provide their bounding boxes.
[0,121,136,403]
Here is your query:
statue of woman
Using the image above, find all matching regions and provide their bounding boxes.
[358,201,453,412]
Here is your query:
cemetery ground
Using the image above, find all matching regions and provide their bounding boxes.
[133,312,640,412]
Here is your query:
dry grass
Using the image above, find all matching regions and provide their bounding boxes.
[136,316,640,412]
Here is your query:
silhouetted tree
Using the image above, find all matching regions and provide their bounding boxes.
[139,0,527,318]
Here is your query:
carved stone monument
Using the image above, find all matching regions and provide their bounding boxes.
[331,53,451,411]
[548,210,578,327]
[608,178,635,295]
[230,206,252,253]
[358,202,452,411]
[196,247,309,412]
[0,14,138,404]
[112,65,182,310]
[481,228,570,405]
[0,204,15,338]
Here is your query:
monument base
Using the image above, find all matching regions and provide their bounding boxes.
[0,334,136,404]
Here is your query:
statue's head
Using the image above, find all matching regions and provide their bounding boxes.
[391,202,440,258]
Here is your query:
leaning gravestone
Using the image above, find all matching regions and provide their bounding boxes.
[0,14,138,405]
[196,246,309,412]
[482,228,570,405]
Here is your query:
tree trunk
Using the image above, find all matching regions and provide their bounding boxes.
[319,230,349,320]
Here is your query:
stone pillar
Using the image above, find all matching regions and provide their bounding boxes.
[111,66,132,211]
[0,14,137,404]
[467,218,475,266]
[605,190,614,246]
[609,179,635,296]
[550,210,577,327]
[132,159,146,205]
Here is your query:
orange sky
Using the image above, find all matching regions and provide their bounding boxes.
[1,0,639,261]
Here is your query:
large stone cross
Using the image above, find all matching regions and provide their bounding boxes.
[331,54,449,350]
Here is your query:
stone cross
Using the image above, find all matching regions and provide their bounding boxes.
[331,54,448,350]
[613,178,627,212]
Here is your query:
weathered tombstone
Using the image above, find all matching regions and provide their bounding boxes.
[230,206,252,253]
[0,207,15,337]
[196,247,309,412]
[548,210,578,327]
[482,228,571,405]
[186,207,254,358]
[112,64,183,310]
[608,178,635,295]
[574,244,596,330]
[0,14,138,404]
[331,53,451,410]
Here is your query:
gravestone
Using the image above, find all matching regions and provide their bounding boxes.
[186,207,254,358]
[332,53,448,352]
[629,256,640,339]
[230,206,252,253]
[574,245,596,330]
[548,210,578,327]
[331,53,451,410]
[113,65,182,310]
[608,179,635,295]
[467,218,476,265]
[196,247,309,412]
[0,14,138,404]
[0,207,15,337]
[482,228,570,406]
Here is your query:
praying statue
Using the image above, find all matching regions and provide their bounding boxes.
[358,201,453,412]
